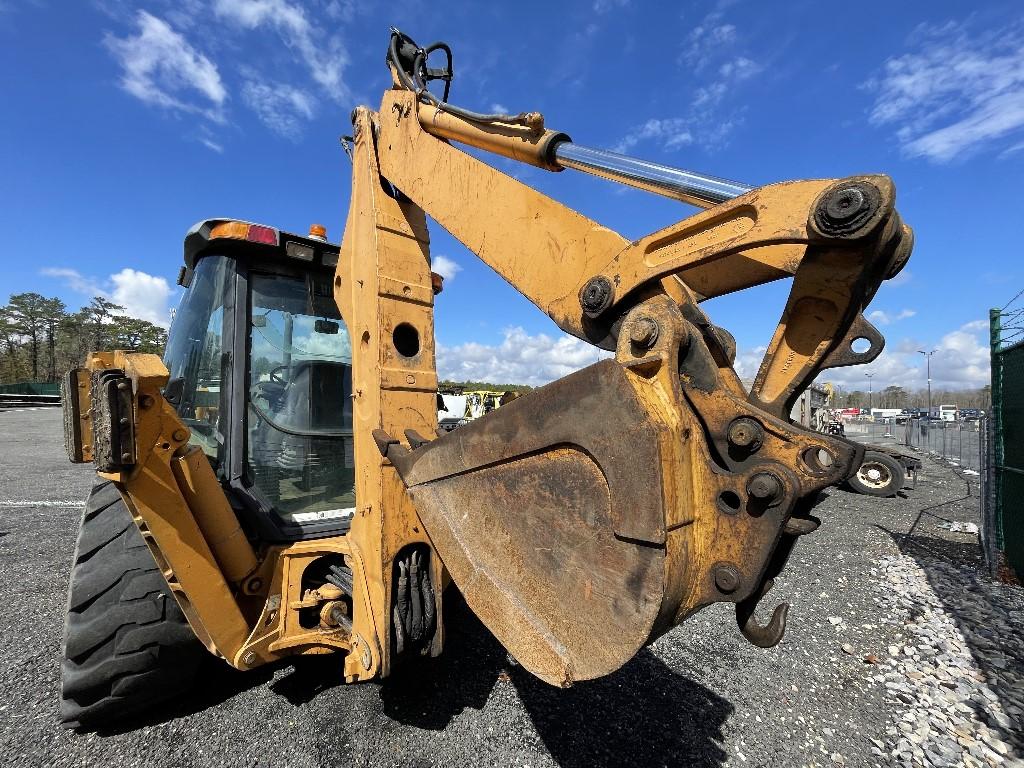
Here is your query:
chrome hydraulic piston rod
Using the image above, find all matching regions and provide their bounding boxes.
[414,103,752,209]
[552,142,753,209]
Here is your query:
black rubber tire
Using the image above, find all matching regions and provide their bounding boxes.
[846,450,905,497]
[60,480,205,728]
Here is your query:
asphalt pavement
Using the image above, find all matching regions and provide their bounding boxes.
[0,407,1001,767]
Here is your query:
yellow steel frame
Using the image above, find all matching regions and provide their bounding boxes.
[68,82,911,684]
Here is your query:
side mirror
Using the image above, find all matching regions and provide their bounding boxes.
[315,319,339,335]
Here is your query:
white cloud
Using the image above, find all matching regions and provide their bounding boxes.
[437,317,989,393]
[1000,139,1024,158]
[109,269,175,326]
[242,79,315,139]
[490,103,509,115]
[867,308,916,326]
[41,267,175,328]
[718,56,760,82]
[323,0,359,22]
[680,23,736,69]
[437,327,612,387]
[431,255,462,282]
[617,12,759,154]
[199,136,224,153]
[213,0,349,100]
[593,0,628,14]
[934,323,990,386]
[613,118,693,153]
[104,11,226,122]
[734,344,767,383]
[40,267,101,296]
[866,21,1024,161]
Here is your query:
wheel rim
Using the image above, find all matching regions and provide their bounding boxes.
[857,460,892,489]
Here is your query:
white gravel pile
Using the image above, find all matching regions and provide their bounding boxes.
[875,554,1024,767]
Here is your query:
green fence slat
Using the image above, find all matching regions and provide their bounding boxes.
[0,381,60,396]
[992,304,1024,579]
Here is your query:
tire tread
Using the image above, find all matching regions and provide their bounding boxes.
[60,480,205,728]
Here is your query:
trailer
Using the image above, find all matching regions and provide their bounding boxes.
[846,444,921,497]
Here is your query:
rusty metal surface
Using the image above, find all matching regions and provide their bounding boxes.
[379,361,668,685]
[363,48,914,685]
[60,368,89,463]
[377,287,883,686]
[89,368,136,473]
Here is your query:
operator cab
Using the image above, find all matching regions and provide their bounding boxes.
[165,219,353,541]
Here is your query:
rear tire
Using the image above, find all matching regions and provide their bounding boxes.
[847,450,905,497]
[60,480,205,728]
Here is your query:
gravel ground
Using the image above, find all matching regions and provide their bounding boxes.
[0,407,1020,767]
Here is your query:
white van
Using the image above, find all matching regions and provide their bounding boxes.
[938,404,958,422]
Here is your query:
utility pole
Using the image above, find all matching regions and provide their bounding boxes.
[918,349,936,417]
[865,373,875,411]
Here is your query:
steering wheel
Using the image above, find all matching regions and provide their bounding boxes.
[268,365,289,384]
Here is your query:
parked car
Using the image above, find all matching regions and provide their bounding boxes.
[960,408,981,422]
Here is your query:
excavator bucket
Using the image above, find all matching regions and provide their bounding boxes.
[377,317,858,686]
[383,361,668,685]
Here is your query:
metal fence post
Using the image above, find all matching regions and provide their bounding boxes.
[981,416,994,573]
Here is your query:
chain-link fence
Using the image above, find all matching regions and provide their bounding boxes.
[842,417,985,473]
[989,304,1024,579]
[984,301,1024,579]
[904,418,985,473]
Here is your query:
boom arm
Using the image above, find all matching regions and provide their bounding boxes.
[376,87,910,416]
[339,32,913,685]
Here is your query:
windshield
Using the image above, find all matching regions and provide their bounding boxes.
[163,255,231,465]
[247,271,355,524]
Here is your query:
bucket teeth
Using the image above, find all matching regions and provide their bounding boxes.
[404,429,431,449]
[372,429,404,459]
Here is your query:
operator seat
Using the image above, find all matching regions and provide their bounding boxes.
[250,360,354,504]
[274,359,352,432]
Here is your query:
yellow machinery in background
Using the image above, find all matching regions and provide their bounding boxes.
[58,29,912,726]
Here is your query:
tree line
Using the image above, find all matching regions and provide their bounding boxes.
[0,292,167,384]
[829,384,991,410]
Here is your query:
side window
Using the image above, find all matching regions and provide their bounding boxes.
[246,272,356,525]
[163,256,231,466]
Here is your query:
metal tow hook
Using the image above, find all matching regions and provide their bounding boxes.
[735,577,789,648]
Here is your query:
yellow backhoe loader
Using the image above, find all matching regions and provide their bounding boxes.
[58,29,912,727]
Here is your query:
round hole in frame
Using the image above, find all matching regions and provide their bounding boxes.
[717,490,742,514]
[393,323,420,358]
[802,446,836,473]
[850,337,872,354]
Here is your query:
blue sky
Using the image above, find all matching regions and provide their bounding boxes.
[2,0,1021,390]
